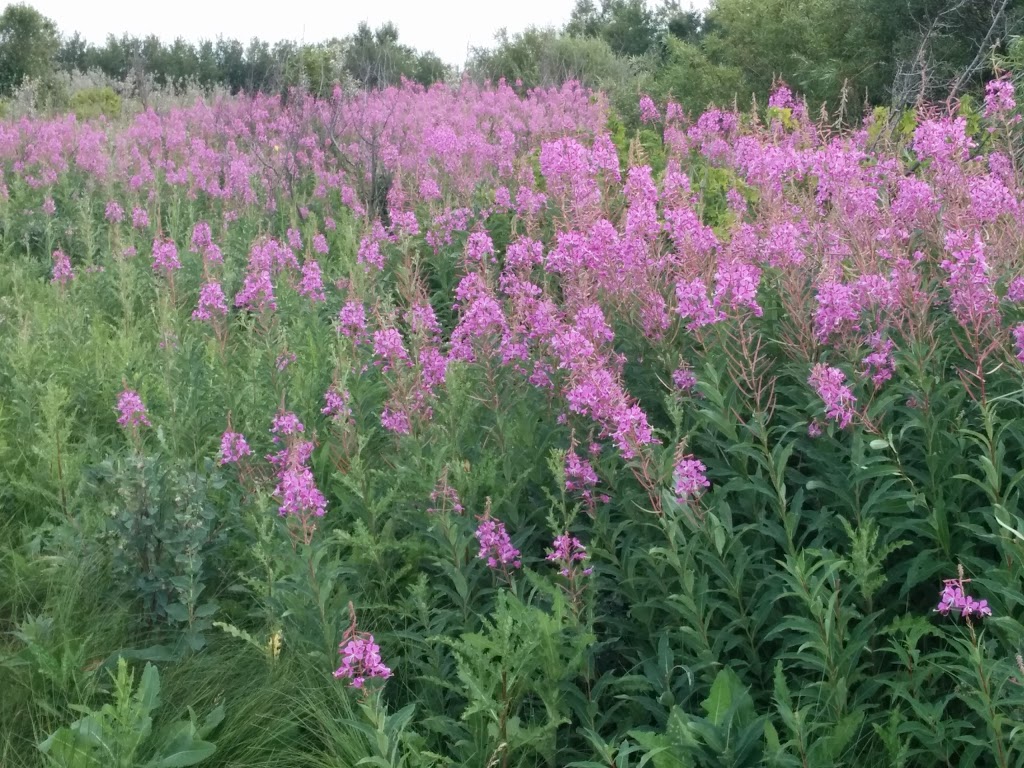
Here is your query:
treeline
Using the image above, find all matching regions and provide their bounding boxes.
[0,4,450,102]
[0,0,1021,116]
[55,23,449,96]
[471,0,1024,117]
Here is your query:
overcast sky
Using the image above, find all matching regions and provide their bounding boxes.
[26,0,708,67]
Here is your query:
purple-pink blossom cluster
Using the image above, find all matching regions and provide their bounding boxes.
[321,387,352,421]
[193,281,228,321]
[333,634,392,689]
[673,456,710,503]
[51,249,73,286]
[268,411,327,521]
[116,389,151,430]
[808,364,857,429]
[546,534,593,578]
[151,238,180,274]
[219,431,252,464]
[936,576,992,619]
[474,517,521,571]
[984,78,1019,122]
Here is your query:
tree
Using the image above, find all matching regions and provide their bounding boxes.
[653,36,747,115]
[0,3,59,95]
[658,1,704,45]
[343,22,419,89]
[864,0,1023,105]
[215,37,246,93]
[413,51,449,87]
[57,31,91,72]
[701,0,888,109]
[566,0,660,57]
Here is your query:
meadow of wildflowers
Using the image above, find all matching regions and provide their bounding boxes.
[1,76,1024,766]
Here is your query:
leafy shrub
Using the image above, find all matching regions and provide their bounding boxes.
[70,86,121,120]
[38,658,223,768]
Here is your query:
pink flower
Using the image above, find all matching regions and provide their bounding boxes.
[984,77,1018,121]
[861,336,895,388]
[151,238,181,274]
[1013,324,1024,364]
[275,351,296,371]
[298,260,326,302]
[190,221,213,253]
[675,279,724,329]
[193,281,228,321]
[672,367,697,392]
[273,465,327,517]
[234,270,276,313]
[357,233,385,271]
[219,431,252,464]
[333,634,392,689]
[380,405,411,435]
[321,387,351,421]
[565,451,598,491]
[673,456,710,503]
[271,411,304,440]
[337,301,368,341]
[639,95,660,124]
[941,230,998,331]
[475,517,521,570]
[546,534,593,577]
[116,389,151,430]
[51,249,74,286]
[936,576,992,619]
[373,328,410,369]
[428,477,463,515]
[809,364,856,429]
[132,206,149,228]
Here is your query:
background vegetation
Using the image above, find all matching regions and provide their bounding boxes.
[1,0,1022,116]
[2,2,1024,767]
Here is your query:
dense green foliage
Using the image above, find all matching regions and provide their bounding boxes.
[2,73,1024,765]
[1,0,1021,117]
[0,3,59,95]
[472,0,1023,116]
[2,1,1024,765]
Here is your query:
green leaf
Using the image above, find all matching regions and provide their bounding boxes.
[135,662,162,715]
[197,704,225,739]
[150,739,216,767]
[163,603,191,623]
[702,668,737,727]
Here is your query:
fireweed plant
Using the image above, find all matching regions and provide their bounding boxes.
[1,78,1024,766]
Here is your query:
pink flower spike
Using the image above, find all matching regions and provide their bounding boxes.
[116,389,151,430]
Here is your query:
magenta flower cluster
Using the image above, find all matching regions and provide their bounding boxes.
[333,634,392,689]
[546,534,593,578]
[193,281,228,321]
[808,364,857,429]
[474,517,522,571]
[268,411,327,519]
[673,456,710,503]
[219,431,252,464]
[116,389,151,430]
[151,237,180,274]
[51,249,73,286]
[936,577,992,619]
[321,387,352,421]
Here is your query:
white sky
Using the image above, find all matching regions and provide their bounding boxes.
[24,0,708,67]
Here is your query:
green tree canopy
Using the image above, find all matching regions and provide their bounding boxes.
[0,3,59,95]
